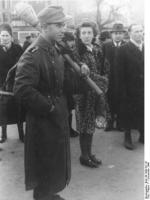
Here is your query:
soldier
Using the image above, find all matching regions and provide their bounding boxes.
[13,6,89,200]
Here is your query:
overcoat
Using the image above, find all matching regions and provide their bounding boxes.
[0,42,23,87]
[102,40,125,114]
[13,36,81,193]
[118,41,144,129]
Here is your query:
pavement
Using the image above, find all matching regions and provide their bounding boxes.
[0,122,144,200]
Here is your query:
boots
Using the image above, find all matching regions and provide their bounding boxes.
[124,130,134,150]
[17,122,24,142]
[0,125,7,143]
[87,134,102,165]
[79,133,98,168]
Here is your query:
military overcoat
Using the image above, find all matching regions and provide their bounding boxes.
[14,36,72,193]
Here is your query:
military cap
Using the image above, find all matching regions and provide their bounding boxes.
[38,6,71,25]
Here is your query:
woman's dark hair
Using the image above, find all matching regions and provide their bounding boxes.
[75,21,98,56]
[0,23,12,36]
[76,21,98,43]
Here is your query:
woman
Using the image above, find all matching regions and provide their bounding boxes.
[75,22,108,168]
[0,23,24,143]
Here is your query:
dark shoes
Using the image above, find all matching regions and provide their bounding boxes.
[70,128,79,138]
[79,156,101,168]
[124,141,134,150]
[89,155,102,165]
[124,131,134,150]
[80,156,99,168]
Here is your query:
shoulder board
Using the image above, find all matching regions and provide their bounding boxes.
[28,46,39,53]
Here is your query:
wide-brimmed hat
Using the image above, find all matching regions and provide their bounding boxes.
[38,6,72,25]
[111,23,126,33]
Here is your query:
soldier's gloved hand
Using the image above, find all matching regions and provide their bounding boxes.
[80,63,90,78]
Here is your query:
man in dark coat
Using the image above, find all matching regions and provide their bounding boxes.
[102,23,126,131]
[118,24,144,150]
[13,6,89,200]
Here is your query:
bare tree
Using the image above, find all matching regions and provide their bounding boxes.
[96,0,124,31]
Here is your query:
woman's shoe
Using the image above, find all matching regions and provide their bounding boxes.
[79,156,99,168]
[89,155,102,165]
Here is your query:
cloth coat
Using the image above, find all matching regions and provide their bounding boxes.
[0,42,23,87]
[118,41,144,129]
[102,40,126,115]
[13,36,82,193]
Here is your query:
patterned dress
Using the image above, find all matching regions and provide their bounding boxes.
[75,43,108,135]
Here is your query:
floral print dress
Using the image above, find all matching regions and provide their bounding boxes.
[75,44,108,135]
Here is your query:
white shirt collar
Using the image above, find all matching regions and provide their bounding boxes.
[130,39,143,51]
[113,41,121,47]
[86,44,93,52]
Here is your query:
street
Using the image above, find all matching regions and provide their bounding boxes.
[0,121,144,200]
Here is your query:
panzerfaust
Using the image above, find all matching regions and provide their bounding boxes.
[14,3,103,95]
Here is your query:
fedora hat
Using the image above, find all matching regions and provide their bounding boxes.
[111,23,126,33]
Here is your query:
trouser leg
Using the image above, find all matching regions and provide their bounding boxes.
[139,126,144,144]
[124,129,134,150]
[2,125,7,139]
[0,125,7,143]
[17,122,24,142]
[69,112,79,137]
[33,184,52,200]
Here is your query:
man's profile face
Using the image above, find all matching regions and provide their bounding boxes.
[111,32,124,42]
[130,25,143,44]
[46,23,66,42]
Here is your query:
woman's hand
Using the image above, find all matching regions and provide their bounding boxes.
[80,63,90,78]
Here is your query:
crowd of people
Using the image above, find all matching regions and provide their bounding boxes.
[0,5,144,200]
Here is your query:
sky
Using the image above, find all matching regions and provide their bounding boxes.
[76,0,144,24]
